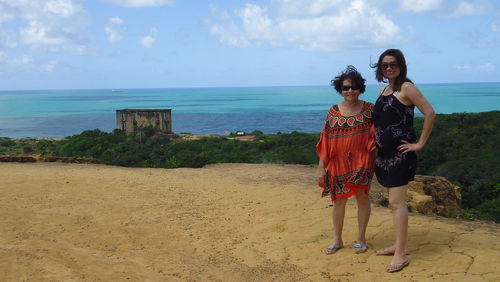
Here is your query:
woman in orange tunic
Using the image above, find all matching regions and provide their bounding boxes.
[316,66,375,255]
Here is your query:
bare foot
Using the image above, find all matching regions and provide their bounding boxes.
[322,245,343,255]
[353,242,368,254]
[376,246,409,256]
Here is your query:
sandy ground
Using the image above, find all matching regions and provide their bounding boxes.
[0,162,498,281]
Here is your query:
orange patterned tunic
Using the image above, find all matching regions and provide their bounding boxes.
[316,101,376,201]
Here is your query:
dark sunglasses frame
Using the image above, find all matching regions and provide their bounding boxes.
[341,85,361,91]
[380,62,399,69]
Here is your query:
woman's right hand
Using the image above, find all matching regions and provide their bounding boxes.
[318,169,326,185]
[318,160,327,185]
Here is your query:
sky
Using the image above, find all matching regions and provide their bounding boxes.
[0,0,499,90]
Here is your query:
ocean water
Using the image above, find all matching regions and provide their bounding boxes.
[0,83,499,138]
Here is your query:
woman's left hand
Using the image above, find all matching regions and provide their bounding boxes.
[398,140,423,153]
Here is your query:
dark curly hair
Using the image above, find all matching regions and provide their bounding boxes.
[371,48,412,92]
[330,65,366,94]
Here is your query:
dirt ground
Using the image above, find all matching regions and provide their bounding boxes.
[0,162,498,281]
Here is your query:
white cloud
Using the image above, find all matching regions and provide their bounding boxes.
[0,29,17,48]
[454,64,471,70]
[109,17,123,25]
[207,4,252,47]
[140,27,158,48]
[105,17,125,43]
[454,63,495,72]
[41,60,57,72]
[9,54,33,68]
[271,0,343,17]
[44,0,79,16]
[235,4,274,41]
[104,0,174,7]
[0,51,59,73]
[208,4,276,48]
[0,5,15,24]
[399,0,442,13]
[21,21,67,45]
[478,63,495,72]
[492,19,500,32]
[207,0,403,51]
[0,0,90,54]
[449,1,490,18]
[208,21,252,48]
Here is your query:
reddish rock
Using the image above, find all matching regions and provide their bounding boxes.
[371,175,461,217]
[0,156,37,162]
[42,157,100,164]
[411,175,462,217]
[0,155,100,164]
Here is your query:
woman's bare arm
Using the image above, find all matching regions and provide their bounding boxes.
[398,83,436,153]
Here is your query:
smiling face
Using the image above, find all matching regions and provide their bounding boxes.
[341,78,361,102]
[381,55,401,81]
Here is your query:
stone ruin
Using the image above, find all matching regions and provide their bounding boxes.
[116,109,172,134]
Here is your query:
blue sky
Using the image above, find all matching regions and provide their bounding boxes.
[0,0,499,90]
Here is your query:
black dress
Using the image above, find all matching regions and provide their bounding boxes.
[373,90,417,188]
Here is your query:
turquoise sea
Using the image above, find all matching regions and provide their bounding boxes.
[0,82,499,138]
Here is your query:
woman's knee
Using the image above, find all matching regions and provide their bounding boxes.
[387,186,407,210]
[356,193,370,206]
[334,198,348,207]
[388,199,407,210]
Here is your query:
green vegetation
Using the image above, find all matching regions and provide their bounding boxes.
[0,137,38,155]
[1,111,498,222]
[5,128,318,168]
[414,111,499,222]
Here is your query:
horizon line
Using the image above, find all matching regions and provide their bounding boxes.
[1,81,499,92]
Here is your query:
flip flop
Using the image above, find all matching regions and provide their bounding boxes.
[322,245,343,255]
[353,243,368,254]
[386,260,410,273]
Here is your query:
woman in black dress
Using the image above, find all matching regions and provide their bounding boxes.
[372,49,435,273]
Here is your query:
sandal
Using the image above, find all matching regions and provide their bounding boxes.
[353,243,368,254]
[386,260,409,273]
[322,245,343,255]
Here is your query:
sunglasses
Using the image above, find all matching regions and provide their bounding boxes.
[380,61,399,69]
[341,85,360,91]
